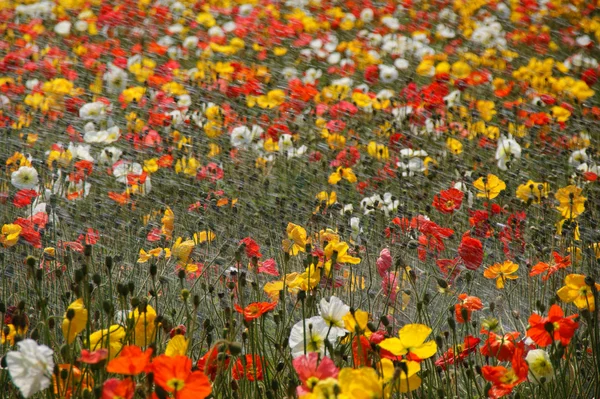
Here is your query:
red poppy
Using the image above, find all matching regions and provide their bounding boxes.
[468,210,493,238]
[583,171,598,182]
[257,258,279,276]
[239,237,262,258]
[78,228,100,245]
[13,217,41,248]
[432,188,464,214]
[232,354,264,381]
[412,216,454,261]
[482,343,528,399]
[465,70,491,86]
[234,301,277,322]
[108,191,129,205]
[157,154,174,168]
[331,146,360,168]
[529,252,571,281]
[458,234,483,270]
[13,189,38,208]
[527,304,579,347]
[435,335,481,370]
[351,335,372,366]
[480,331,520,362]
[106,345,152,375]
[169,324,187,338]
[79,349,108,364]
[197,163,224,183]
[102,378,135,399]
[197,346,230,381]
[455,293,483,323]
[436,258,461,282]
[151,355,212,399]
[147,228,162,242]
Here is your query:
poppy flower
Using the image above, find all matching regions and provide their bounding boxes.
[13,189,38,208]
[79,349,108,364]
[1,224,22,247]
[102,378,135,399]
[432,188,464,214]
[328,167,357,185]
[480,331,520,361]
[151,355,212,399]
[557,274,600,311]
[293,353,339,396]
[282,223,308,256]
[53,364,94,399]
[555,185,586,219]
[106,345,152,375]
[482,344,528,399]
[455,293,483,323]
[239,237,262,258]
[435,335,481,370]
[473,174,506,200]
[62,298,88,344]
[378,324,437,361]
[412,217,454,261]
[197,346,230,381]
[515,180,550,204]
[458,234,483,270]
[232,354,264,381]
[13,218,41,248]
[257,258,279,276]
[484,261,519,289]
[527,304,578,347]
[529,252,571,281]
[352,335,372,367]
[234,301,277,322]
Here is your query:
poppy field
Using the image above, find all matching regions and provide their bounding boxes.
[1,0,600,397]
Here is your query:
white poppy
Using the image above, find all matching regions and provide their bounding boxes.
[54,21,71,36]
[230,126,254,149]
[68,143,94,161]
[6,339,54,398]
[350,217,361,239]
[113,161,143,184]
[360,8,374,22]
[279,134,294,153]
[495,135,521,170]
[526,349,554,383]
[11,166,39,190]
[379,65,398,83]
[319,296,350,337]
[289,316,335,358]
[568,149,588,167]
[103,64,128,94]
[99,146,123,165]
[79,101,108,121]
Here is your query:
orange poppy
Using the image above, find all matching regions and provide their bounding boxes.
[234,301,277,322]
[102,378,135,399]
[151,355,212,399]
[527,304,578,347]
[529,252,570,281]
[53,364,94,399]
[480,331,519,362]
[454,293,483,323]
[482,344,528,399]
[232,354,264,381]
[106,345,153,375]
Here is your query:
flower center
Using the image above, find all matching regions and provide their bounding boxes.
[167,378,185,391]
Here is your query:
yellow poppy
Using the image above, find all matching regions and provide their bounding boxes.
[62,298,88,344]
[378,324,437,360]
[483,260,519,289]
[473,174,506,199]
